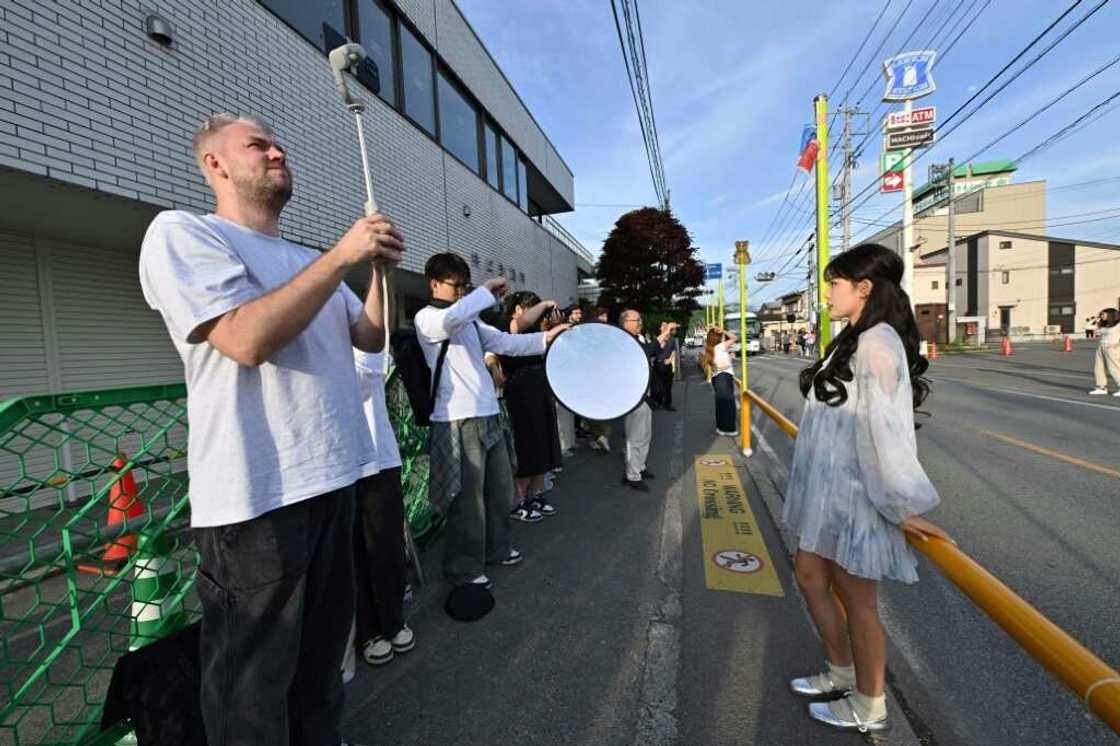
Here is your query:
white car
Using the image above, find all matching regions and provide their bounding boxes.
[728,338,762,356]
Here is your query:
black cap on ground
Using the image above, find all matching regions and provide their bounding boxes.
[444,584,495,621]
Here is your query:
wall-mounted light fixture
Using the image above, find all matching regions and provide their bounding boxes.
[145,14,174,46]
[462,204,471,218]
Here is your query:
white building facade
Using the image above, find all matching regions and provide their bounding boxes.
[0,0,592,400]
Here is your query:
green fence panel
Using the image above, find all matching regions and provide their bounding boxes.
[0,373,439,744]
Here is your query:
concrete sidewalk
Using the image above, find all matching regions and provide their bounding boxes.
[341,376,922,745]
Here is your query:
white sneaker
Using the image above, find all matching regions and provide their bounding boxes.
[596,435,611,452]
[471,574,493,590]
[390,625,415,653]
[362,637,393,666]
[1089,388,1108,395]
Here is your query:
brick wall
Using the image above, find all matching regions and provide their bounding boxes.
[0,0,584,295]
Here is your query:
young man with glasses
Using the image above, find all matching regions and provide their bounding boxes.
[414,254,568,589]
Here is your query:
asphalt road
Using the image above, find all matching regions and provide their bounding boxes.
[742,340,1120,745]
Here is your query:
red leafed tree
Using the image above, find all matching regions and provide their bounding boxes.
[596,208,705,318]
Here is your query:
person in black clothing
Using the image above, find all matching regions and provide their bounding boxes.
[653,321,680,411]
[501,291,565,520]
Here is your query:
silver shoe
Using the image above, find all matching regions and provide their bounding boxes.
[789,672,851,697]
[808,698,889,734]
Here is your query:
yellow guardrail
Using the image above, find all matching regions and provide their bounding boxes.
[743,387,1120,735]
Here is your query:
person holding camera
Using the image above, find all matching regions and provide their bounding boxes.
[703,327,738,435]
[414,255,568,590]
[501,292,567,520]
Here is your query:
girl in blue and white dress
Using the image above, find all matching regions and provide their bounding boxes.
[783,244,953,734]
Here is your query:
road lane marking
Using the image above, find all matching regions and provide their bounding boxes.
[695,455,783,596]
[927,377,1120,412]
[930,361,1090,381]
[979,430,1120,481]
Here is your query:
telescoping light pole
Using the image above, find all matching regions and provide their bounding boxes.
[735,241,752,457]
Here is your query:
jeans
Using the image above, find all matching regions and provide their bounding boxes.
[193,486,355,746]
[442,417,514,584]
[354,468,406,642]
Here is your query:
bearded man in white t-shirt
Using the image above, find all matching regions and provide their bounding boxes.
[139,114,402,745]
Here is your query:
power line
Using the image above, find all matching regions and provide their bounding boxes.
[836,0,1114,246]
[610,0,668,209]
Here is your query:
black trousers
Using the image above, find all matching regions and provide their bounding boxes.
[354,468,406,642]
[712,373,737,433]
[193,485,355,746]
[656,365,675,408]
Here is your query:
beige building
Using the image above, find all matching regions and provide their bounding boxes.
[922,231,1120,340]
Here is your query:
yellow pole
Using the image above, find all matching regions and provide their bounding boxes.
[735,241,751,456]
[718,279,725,329]
[814,94,832,356]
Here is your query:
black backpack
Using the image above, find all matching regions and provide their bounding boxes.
[389,328,450,428]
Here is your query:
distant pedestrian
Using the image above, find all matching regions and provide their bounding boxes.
[1085,316,1097,340]
[796,329,807,358]
[805,329,817,358]
[1088,308,1120,396]
[618,309,666,492]
[703,328,737,435]
[784,243,952,734]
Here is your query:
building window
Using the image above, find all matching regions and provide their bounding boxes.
[355,0,396,105]
[1001,271,1010,285]
[501,136,517,202]
[484,123,499,189]
[931,280,939,290]
[438,71,479,172]
[999,240,1012,250]
[259,0,346,53]
[400,24,435,134]
[517,157,528,212]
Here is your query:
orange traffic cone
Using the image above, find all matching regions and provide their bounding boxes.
[1063,335,1073,353]
[1001,337,1012,356]
[78,454,143,576]
[928,341,938,360]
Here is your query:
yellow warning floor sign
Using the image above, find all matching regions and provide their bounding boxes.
[695,455,783,596]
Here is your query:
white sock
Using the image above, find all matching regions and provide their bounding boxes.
[827,661,856,688]
[848,690,887,722]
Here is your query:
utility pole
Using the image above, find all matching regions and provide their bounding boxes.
[835,106,871,253]
[930,158,958,343]
[901,99,915,301]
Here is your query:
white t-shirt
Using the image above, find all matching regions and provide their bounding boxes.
[713,342,734,375]
[139,211,374,528]
[413,287,546,422]
[355,350,402,476]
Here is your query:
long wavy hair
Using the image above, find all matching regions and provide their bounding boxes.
[702,328,723,371]
[799,244,930,409]
[1098,308,1119,328]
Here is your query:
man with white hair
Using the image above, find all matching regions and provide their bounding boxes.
[139,113,402,745]
[619,309,669,492]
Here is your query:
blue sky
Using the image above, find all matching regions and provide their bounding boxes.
[457,0,1120,305]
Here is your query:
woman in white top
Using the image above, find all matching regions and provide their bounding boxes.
[1088,308,1120,396]
[783,244,952,733]
[351,349,415,668]
[703,327,737,435]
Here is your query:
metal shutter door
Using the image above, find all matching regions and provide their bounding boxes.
[48,239,183,390]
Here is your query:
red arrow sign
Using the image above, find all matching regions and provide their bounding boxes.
[881,171,904,192]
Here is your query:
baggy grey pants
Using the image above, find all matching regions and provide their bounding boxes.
[1094,343,1120,389]
[442,417,514,584]
[624,402,652,482]
[556,401,576,453]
